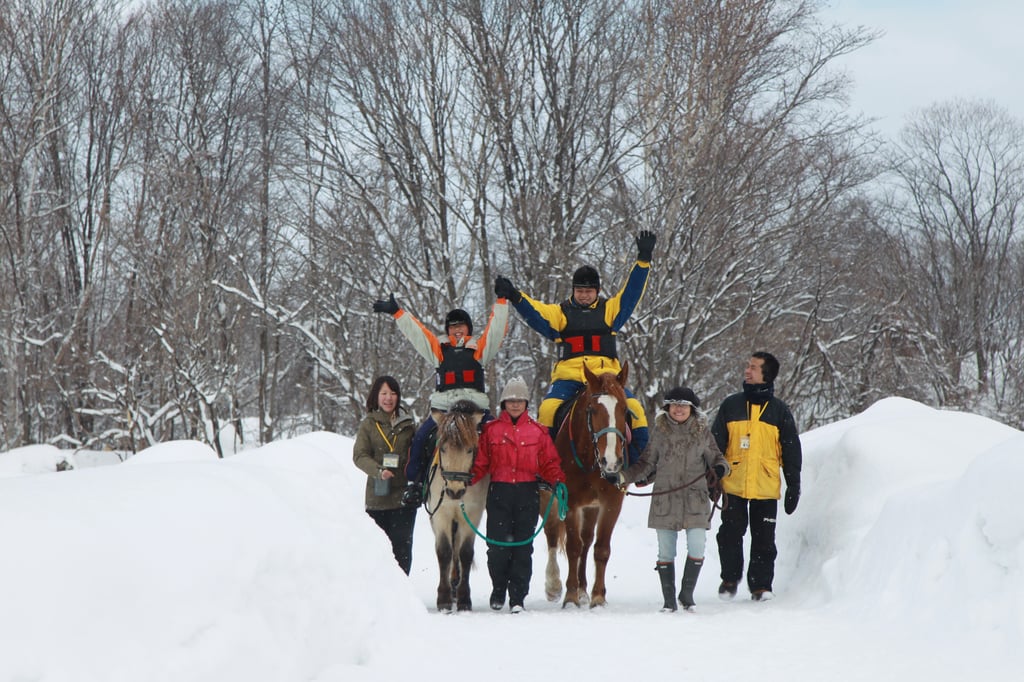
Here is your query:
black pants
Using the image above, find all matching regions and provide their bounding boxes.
[716,495,778,593]
[367,506,417,575]
[485,482,539,607]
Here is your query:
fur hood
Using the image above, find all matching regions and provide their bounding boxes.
[653,409,709,443]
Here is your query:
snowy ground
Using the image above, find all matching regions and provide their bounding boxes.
[1,397,1021,682]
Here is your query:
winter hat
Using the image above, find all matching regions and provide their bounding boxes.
[571,265,601,290]
[663,386,700,410]
[444,308,473,335]
[499,377,530,405]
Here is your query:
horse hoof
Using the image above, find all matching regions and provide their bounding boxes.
[437,603,454,614]
[545,586,562,602]
[457,602,472,612]
[590,596,607,608]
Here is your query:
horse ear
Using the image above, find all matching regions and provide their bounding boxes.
[617,361,629,387]
[583,364,598,386]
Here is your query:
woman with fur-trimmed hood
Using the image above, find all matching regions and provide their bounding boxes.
[617,386,729,613]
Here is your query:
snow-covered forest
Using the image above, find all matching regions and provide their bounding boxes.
[2,0,1023,454]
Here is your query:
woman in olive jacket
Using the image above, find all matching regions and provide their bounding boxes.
[618,386,729,612]
[353,375,417,574]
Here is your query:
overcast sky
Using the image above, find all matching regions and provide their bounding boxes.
[821,0,1024,137]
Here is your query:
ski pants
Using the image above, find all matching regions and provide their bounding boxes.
[485,481,540,607]
[716,495,778,593]
[366,506,417,575]
[539,379,648,465]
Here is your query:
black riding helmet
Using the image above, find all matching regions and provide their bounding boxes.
[444,308,473,336]
[572,265,601,290]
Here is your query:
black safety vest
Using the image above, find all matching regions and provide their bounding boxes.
[435,344,486,392]
[557,300,617,360]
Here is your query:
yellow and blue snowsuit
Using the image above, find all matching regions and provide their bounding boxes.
[509,261,651,463]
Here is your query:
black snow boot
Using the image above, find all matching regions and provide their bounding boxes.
[678,557,704,611]
[655,562,677,612]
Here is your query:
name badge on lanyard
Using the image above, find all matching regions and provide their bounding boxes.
[740,435,751,450]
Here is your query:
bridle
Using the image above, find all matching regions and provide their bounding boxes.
[437,443,476,486]
[424,412,479,514]
[566,390,629,472]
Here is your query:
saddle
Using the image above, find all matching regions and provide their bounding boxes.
[551,385,587,437]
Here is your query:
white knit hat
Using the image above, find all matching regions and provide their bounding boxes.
[499,377,530,404]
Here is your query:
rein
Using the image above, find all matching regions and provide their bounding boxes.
[460,482,569,547]
[625,471,707,497]
[625,471,729,522]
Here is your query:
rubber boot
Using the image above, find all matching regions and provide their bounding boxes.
[655,562,676,612]
[678,557,704,611]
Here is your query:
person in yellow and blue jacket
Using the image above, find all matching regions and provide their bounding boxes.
[493,230,656,464]
[711,352,802,603]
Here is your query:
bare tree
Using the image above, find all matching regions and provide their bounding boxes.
[888,99,1024,413]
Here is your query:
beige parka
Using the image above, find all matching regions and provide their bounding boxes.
[621,410,729,531]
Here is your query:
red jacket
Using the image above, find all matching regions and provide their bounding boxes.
[471,411,565,485]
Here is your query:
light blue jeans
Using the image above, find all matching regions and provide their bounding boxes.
[656,528,707,563]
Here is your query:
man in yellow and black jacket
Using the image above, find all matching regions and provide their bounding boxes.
[493,230,656,464]
[711,351,802,602]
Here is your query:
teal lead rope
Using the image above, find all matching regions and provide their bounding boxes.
[461,482,568,547]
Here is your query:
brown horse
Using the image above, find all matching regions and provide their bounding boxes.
[424,400,488,613]
[542,364,630,608]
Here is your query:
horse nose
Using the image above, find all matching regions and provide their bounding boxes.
[445,487,466,500]
[601,458,623,473]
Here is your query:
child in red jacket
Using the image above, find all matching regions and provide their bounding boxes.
[471,377,565,613]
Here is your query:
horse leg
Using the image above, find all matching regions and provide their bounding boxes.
[562,509,585,608]
[577,506,599,607]
[455,527,475,612]
[435,528,454,613]
[543,515,564,602]
[589,498,623,608]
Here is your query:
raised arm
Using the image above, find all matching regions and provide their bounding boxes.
[373,294,443,365]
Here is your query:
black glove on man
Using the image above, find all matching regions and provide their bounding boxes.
[372,293,399,315]
[636,230,657,262]
[784,485,800,515]
[494,276,522,304]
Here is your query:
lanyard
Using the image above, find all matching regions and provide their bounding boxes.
[374,422,395,451]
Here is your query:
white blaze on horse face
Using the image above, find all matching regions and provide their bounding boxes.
[596,394,624,473]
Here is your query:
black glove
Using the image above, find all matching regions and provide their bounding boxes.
[401,482,423,508]
[372,293,399,315]
[636,230,656,262]
[784,486,800,515]
[536,477,553,492]
[714,465,726,479]
[494,276,522,304]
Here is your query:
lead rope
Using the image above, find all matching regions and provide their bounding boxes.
[625,471,728,523]
[460,482,569,547]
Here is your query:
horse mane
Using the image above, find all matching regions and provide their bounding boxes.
[438,400,481,450]
[586,370,627,403]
